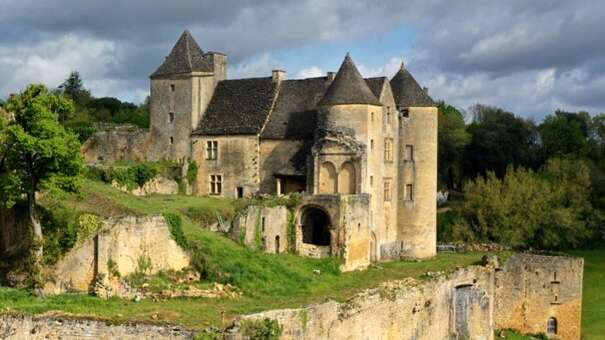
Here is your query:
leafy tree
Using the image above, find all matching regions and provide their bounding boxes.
[538,110,591,160]
[1,84,83,285]
[437,102,470,190]
[463,104,538,179]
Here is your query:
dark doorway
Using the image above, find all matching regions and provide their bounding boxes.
[301,207,331,246]
[236,187,244,198]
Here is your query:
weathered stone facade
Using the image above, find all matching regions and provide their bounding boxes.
[43,215,190,296]
[229,254,582,340]
[82,30,439,267]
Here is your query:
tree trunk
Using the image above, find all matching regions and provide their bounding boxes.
[27,189,44,289]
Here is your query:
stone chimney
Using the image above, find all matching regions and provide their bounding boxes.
[272,69,286,83]
[423,87,429,94]
[326,72,336,81]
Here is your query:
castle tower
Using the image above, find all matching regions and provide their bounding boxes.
[391,62,437,259]
[312,54,386,249]
[149,30,227,160]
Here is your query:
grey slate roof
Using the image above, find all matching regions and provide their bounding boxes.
[193,77,277,135]
[151,30,213,78]
[390,63,434,108]
[318,54,381,106]
[365,77,388,101]
[261,77,332,140]
[274,141,313,177]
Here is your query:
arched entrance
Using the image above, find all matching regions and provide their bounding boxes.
[300,207,331,246]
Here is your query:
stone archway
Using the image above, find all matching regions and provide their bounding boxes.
[338,161,356,194]
[300,206,331,246]
[319,161,337,194]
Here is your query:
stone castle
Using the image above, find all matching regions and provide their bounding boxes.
[85,30,438,268]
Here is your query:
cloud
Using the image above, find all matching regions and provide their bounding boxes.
[295,66,324,79]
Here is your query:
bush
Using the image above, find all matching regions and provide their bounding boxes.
[187,161,198,184]
[240,318,283,340]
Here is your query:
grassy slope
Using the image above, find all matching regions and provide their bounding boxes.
[0,179,494,330]
[569,250,605,340]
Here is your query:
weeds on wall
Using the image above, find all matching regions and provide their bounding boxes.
[254,208,265,251]
[163,213,189,250]
[86,163,159,190]
[240,318,283,340]
[287,209,297,254]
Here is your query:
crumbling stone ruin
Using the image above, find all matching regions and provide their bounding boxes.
[84,30,438,268]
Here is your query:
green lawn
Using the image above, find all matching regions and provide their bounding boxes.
[569,250,605,340]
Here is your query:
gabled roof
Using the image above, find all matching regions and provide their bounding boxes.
[318,54,381,106]
[261,77,332,140]
[151,30,213,78]
[390,63,434,108]
[193,77,278,136]
[365,77,388,101]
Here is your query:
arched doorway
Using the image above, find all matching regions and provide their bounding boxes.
[300,207,331,246]
[319,162,337,194]
[338,162,356,194]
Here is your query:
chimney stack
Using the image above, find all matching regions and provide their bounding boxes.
[326,72,336,81]
[272,69,286,83]
[423,87,429,94]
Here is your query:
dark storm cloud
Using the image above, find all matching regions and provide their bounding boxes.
[0,0,603,116]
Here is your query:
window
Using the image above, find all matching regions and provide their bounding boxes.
[405,145,414,161]
[169,112,175,123]
[370,139,374,150]
[384,138,393,161]
[400,108,409,118]
[371,112,374,121]
[169,137,174,144]
[370,176,374,187]
[237,186,244,198]
[405,184,414,201]
[206,141,218,160]
[209,174,222,195]
[261,217,266,232]
[170,84,175,92]
[384,179,392,202]
[547,317,557,335]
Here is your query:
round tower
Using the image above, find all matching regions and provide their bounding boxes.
[391,62,437,259]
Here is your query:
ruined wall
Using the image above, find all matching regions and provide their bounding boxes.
[397,106,438,259]
[44,215,190,295]
[233,205,290,254]
[494,254,583,340]
[235,266,493,340]
[192,135,259,198]
[0,314,193,340]
[81,127,151,163]
[113,175,180,196]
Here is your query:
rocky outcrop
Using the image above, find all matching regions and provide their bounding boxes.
[0,314,194,340]
[44,215,190,297]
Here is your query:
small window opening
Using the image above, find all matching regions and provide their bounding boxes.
[209,174,222,195]
[170,84,175,92]
[371,112,374,121]
[370,176,374,187]
[405,145,414,161]
[357,223,361,232]
[547,317,557,335]
[169,112,175,123]
[401,108,409,118]
[405,184,414,201]
[237,186,244,198]
[206,141,218,160]
[275,235,280,254]
[386,111,391,124]
[370,139,374,150]
[261,217,266,232]
[169,137,174,144]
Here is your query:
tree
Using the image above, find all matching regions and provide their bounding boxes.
[1,84,83,285]
[538,110,590,160]
[463,104,538,179]
[58,71,91,119]
[437,102,470,190]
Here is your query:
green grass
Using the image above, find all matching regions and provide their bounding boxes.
[0,180,500,329]
[569,250,605,340]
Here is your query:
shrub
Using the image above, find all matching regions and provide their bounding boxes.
[240,318,283,340]
[187,161,198,184]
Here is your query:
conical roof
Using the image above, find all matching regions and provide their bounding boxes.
[390,62,434,107]
[151,30,213,78]
[318,54,381,106]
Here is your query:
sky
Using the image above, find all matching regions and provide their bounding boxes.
[0,0,604,120]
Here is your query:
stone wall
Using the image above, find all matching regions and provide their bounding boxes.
[494,254,583,340]
[44,215,190,295]
[81,127,151,163]
[113,175,180,196]
[233,205,290,254]
[0,314,194,340]
[230,254,583,340]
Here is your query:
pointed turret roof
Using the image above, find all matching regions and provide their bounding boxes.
[318,54,381,106]
[151,30,213,78]
[390,62,434,107]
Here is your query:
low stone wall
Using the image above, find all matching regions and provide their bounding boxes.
[0,314,194,340]
[81,128,151,163]
[44,215,190,296]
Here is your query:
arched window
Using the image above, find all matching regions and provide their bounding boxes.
[338,162,356,194]
[319,162,337,194]
[547,317,557,335]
